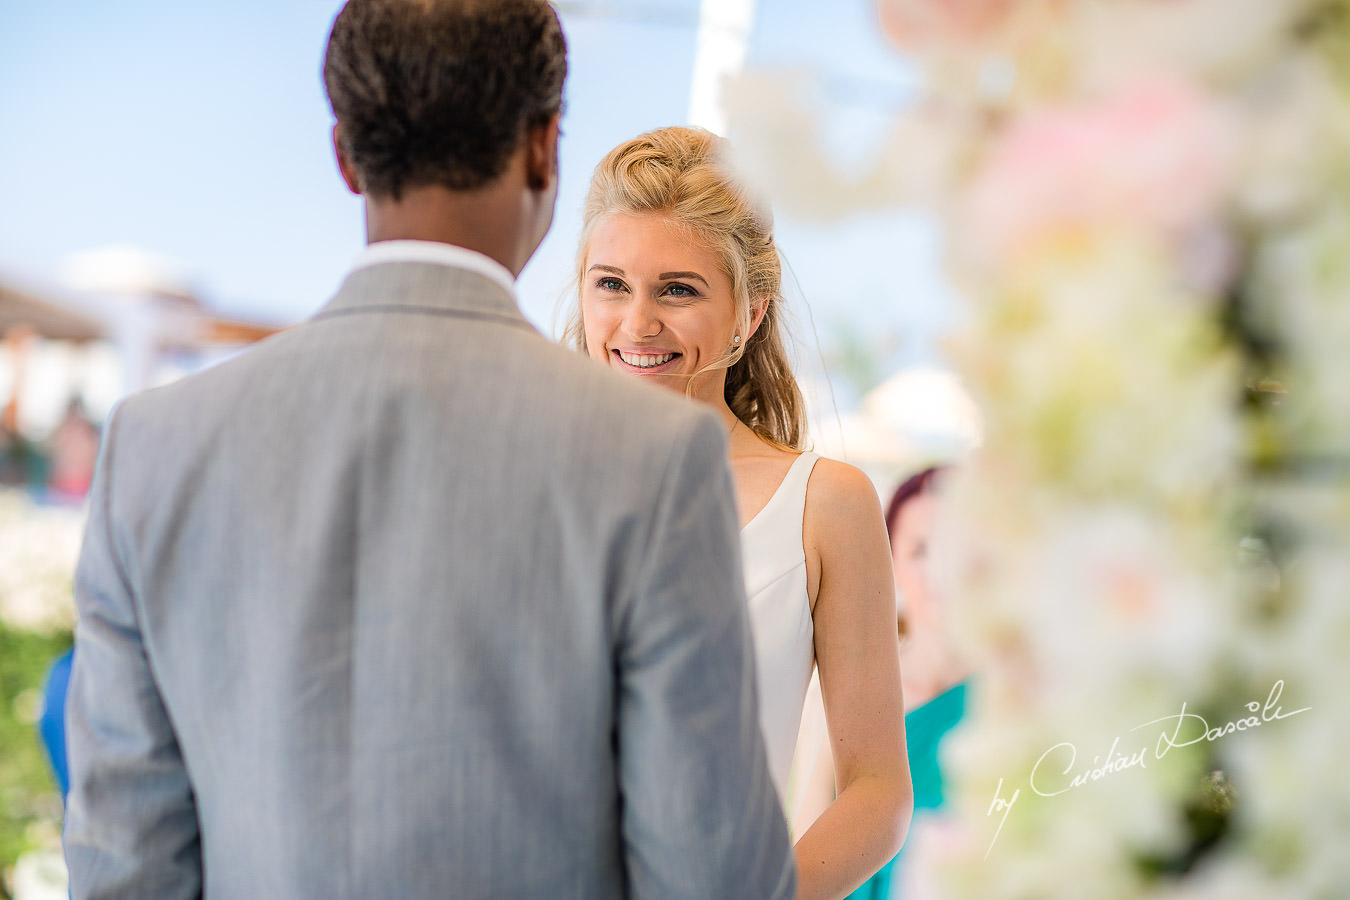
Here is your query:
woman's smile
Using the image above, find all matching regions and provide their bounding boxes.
[612,348,682,371]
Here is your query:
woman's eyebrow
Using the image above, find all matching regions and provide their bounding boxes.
[587,264,626,275]
[658,271,709,287]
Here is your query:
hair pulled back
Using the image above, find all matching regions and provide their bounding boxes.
[566,126,805,449]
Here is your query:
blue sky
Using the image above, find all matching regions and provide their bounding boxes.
[0,0,954,403]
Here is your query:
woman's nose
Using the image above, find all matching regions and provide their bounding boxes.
[621,295,663,339]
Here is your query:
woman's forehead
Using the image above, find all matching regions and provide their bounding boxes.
[585,214,737,292]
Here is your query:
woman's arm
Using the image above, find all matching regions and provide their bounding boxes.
[795,459,913,900]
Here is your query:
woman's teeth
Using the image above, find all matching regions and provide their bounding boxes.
[618,351,676,368]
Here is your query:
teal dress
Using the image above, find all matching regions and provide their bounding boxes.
[847,681,968,900]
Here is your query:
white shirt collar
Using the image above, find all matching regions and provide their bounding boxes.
[350,240,517,299]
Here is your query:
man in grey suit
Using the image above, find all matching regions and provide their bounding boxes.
[62,1,796,897]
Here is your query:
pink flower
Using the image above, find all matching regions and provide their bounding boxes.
[962,75,1233,268]
[874,0,1020,53]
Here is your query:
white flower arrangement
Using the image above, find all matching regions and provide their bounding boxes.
[0,489,83,634]
[732,0,1350,894]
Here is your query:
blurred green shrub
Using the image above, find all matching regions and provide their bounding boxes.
[0,623,71,899]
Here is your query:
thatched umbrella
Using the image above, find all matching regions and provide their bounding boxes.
[3,248,286,444]
[0,282,104,343]
[2,280,105,445]
[61,245,286,393]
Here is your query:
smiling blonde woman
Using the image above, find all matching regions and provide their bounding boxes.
[566,126,913,900]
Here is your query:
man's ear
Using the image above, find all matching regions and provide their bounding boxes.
[333,124,362,195]
[525,114,561,192]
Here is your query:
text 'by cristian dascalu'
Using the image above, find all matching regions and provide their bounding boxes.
[982,679,1310,858]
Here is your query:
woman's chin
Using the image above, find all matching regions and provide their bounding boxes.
[625,369,689,394]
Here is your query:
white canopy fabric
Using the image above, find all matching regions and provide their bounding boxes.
[810,366,982,483]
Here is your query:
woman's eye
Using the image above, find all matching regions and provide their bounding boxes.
[664,282,697,298]
[595,277,626,292]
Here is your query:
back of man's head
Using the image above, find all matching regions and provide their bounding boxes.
[323,0,567,201]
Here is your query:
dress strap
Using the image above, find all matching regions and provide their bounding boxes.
[778,451,820,510]
[740,451,821,554]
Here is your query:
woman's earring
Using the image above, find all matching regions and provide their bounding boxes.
[732,334,742,345]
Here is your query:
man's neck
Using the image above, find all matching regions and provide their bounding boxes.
[364,182,532,277]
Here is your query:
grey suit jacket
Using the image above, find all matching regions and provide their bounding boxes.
[63,257,795,899]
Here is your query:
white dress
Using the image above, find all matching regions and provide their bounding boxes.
[739,451,819,803]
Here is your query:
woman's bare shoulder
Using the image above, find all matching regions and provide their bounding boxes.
[803,456,892,614]
[805,456,885,524]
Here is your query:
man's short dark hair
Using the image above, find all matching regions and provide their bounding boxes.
[323,0,567,199]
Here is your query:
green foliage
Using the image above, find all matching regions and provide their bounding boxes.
[1301,0,1350,91]
[1137,768,1238,881]
[0,623,71,897]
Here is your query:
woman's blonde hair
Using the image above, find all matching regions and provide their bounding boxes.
[564,126,806,450]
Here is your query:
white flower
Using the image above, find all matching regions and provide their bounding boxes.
[1067,0,1313,90]
[1233,53,1347,224]
[1142,855,1302,900]
[0,489,83,633]
[723,71,973,219]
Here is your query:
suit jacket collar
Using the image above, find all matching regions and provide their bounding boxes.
[349,240,517,296]
[316,242,536,335]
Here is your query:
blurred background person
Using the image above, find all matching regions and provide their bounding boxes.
[45,397,100,502]
[888,466,966,711]
[849,464,968,899]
